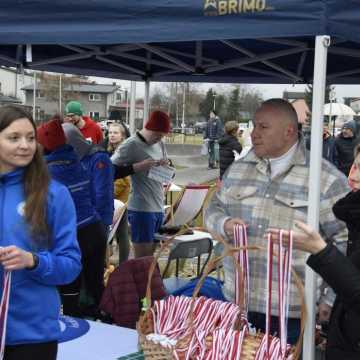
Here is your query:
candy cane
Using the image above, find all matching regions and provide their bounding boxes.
[0,271,11,360]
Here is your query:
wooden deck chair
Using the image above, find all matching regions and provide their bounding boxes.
[163,184,211,228]
[108,199,127,244]
[105,200,127,269]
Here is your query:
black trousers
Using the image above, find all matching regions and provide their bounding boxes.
[60,221,107,316]
[5,341,57,360]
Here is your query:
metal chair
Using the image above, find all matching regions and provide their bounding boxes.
[162,237,213,294]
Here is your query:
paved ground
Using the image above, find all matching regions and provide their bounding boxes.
[167,144,219,185]
[173,165,218,186]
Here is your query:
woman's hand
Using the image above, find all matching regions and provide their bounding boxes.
[0,246,34,271]
[265,221,327,255]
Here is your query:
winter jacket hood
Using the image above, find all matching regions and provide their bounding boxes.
[62,123,92,159]
[45,144,100,228]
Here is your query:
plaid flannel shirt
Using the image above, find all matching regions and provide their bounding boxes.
[205,139,350,318]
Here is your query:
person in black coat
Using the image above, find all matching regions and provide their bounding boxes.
[335,120,358,176]
[306,124,339,166]
[267,144,360,359]
[218,121,242,179]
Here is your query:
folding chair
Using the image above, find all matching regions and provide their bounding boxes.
[108,199,127,244]
[163,184,211,229]
[162,237,213,294]
[105,199,127,268]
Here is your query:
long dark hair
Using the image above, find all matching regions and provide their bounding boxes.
[0,105,51,243]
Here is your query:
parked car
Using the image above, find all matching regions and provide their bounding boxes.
[172,127,195,135]
[194,121,207,134]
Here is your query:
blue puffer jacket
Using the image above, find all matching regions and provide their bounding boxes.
[0,168,81,345]
[46,144,100,228]
[81,146,114,226]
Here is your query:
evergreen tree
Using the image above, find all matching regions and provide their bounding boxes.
[225,86,241,121]
[304,84,332,111]
[305,84,332,124]
[199,88,216,118]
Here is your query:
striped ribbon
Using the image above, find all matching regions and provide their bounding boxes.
[233,224,250,313]
[257,230,293,360]
[0,271,11,360]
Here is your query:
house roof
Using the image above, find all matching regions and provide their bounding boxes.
[22,83,120,93]
[0,94,22,103]
[291,99,309,124]
[0,66,32,77]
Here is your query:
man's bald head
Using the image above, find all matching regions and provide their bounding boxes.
[259,98,299,129]
[251,99,300,158]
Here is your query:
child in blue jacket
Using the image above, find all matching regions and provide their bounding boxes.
[62,123,114,229]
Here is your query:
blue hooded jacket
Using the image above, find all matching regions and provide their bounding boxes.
[82,146,114,226]
[62,123,114,227]
[45,144,100,228]
[0,168,81,345]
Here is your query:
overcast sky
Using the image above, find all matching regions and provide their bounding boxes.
[91,76,360,104]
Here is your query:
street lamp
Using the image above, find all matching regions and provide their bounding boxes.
[213,91,217,111]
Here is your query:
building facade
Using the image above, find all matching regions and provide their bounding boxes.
[22,82,122,121]
[0,67,34,103]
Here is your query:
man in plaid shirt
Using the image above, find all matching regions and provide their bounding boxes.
[205,98,349,343]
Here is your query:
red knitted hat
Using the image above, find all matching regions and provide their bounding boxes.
[145,111,171,133]
[37,119,66,151]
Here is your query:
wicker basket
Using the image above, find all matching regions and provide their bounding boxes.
[137,229,306,359]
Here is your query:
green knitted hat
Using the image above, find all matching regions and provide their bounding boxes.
[65,101,83,116]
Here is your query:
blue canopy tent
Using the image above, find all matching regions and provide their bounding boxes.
[0,1,359,359]
[0,0,359,84]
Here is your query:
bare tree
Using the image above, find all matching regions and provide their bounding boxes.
[39,72,89,111]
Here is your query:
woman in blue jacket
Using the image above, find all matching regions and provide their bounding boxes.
[0,105,81,360]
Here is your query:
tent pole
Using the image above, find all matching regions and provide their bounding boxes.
[129,81,136,135]
[143,79,150,126]
[32,71,36,122]
[303,35,330,360]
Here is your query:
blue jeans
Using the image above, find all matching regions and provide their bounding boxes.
[208,140,216,166]
[248,311,301,345]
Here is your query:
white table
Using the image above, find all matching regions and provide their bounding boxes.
[58,320,139,360]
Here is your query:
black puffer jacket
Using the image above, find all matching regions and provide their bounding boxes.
[307,244,360,360]
[218,134,242,179]
[306,190,360,359]
[335,135,358,175]
[333,190,360,256]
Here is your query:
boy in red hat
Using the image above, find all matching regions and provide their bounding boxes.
[111,110,172,257]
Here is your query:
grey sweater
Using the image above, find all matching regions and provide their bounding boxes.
[111,133,166,212]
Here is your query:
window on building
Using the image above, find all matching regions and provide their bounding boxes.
[89,93,102,101]
[89,111,100,120]
[116,92,122,102]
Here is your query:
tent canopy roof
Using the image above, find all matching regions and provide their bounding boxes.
[1,0,360,84]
